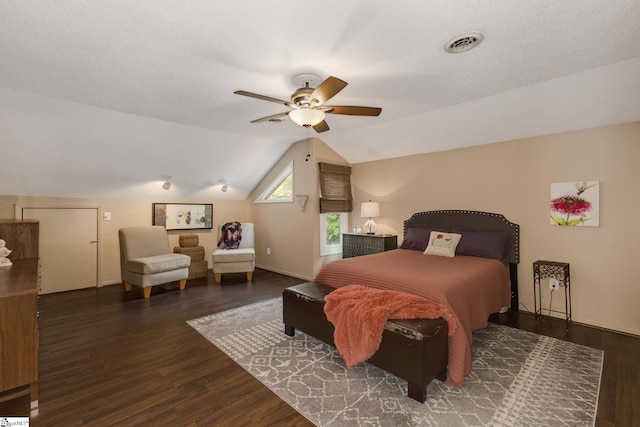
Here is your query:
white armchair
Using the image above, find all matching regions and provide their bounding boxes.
[119,226,191,298]
[211,222,255,283]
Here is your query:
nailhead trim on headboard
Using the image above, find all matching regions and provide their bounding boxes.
[403,210,520,264]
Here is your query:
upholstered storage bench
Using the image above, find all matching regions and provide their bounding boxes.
[283,282,449,403]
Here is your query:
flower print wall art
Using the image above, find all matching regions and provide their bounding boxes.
[550,181,599,227]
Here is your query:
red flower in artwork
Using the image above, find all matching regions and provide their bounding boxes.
[550,182,598,226]
[550,196,592,217]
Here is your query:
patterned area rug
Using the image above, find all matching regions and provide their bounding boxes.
[188,298,603,427]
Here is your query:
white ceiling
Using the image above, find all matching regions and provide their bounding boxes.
[1,1,639,199]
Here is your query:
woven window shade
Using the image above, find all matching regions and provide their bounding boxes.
[318,162,353,213]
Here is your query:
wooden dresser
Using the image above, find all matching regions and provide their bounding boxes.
[0,220,39,409]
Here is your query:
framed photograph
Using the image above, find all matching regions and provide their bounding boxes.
[153,203,213,230]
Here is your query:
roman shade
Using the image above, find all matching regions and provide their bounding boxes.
[319,162,353,213]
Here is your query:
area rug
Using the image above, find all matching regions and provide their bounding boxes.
[188,298,603,427]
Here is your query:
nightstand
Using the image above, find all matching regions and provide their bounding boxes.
[342,233,397,258]
[533,260,571,327]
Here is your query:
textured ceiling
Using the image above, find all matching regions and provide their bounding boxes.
[1,1,639,199]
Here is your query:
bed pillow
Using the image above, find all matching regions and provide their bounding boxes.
[399,228,433,251]
[423,231,462,258]
[451,229,510,264]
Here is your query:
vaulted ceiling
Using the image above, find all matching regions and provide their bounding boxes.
[1,1,639,199]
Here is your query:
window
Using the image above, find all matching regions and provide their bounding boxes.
[255,161,293,203]
[320,212,348,256]
[318,162,351,256]
[318,162,353,213]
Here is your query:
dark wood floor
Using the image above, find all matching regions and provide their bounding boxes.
[488,310,640,427]
[1,269,638,426]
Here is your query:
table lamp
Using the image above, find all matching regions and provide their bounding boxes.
[361,201,380,235]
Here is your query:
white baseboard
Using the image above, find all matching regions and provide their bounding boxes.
[103,267,311,287]
[255,264,313,282]
[101,280,122,287]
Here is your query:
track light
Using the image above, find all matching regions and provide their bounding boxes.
[219,179,228,192]
[162,175,172,190]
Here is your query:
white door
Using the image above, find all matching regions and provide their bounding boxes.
[23,208,98,294]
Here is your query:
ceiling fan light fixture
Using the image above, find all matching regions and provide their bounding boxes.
[235,74,381,133]
[289,108,325,127]
[291,86,314,107]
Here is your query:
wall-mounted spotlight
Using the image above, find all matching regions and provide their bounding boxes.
[162,175,172,190]
[218,179,228,192]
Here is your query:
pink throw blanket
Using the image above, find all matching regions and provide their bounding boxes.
[324,284,457,367]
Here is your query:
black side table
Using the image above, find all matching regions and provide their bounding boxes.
[533,260,571,327]
[342,233,397,258]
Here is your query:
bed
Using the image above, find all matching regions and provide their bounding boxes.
[311,209,520,389]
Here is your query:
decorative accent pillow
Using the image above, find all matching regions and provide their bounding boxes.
[399,228,434,251]
[451,229,511,264]
[218,221,242,249]
[423,231,462,257]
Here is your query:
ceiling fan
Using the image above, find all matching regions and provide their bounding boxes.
[234,74,382,133]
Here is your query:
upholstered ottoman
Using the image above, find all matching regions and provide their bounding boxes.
[283,282,449,402]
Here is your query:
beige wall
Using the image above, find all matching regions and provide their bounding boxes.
[2,122,638,335]
[349,122,640,335]
[0,137,346,288]
[0,195,248,285]
[248,137,348,281]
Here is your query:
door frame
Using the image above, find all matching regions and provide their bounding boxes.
[16,203,103,288]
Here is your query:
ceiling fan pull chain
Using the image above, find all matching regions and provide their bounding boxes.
[305,126,311,162]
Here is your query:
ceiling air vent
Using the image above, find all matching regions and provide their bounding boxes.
[444,32,484,53]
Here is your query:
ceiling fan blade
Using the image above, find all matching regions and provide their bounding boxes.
[310,76,347,106]
[313,120,330,133]
[325,105,382,116]
[250,112,290,123]
[234,90,292,107]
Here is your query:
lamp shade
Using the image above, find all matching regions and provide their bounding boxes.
[361,201,380,218]
[289,108,325,127]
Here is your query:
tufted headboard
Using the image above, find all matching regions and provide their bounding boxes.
[403,210,520,311]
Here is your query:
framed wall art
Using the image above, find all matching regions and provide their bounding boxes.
[550,181,599,227]
[153,203,213,230]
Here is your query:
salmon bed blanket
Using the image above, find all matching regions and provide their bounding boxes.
[314,249,510,388]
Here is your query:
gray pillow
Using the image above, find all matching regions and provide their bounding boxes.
[451,229,510,264]
[400,228,437,251]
